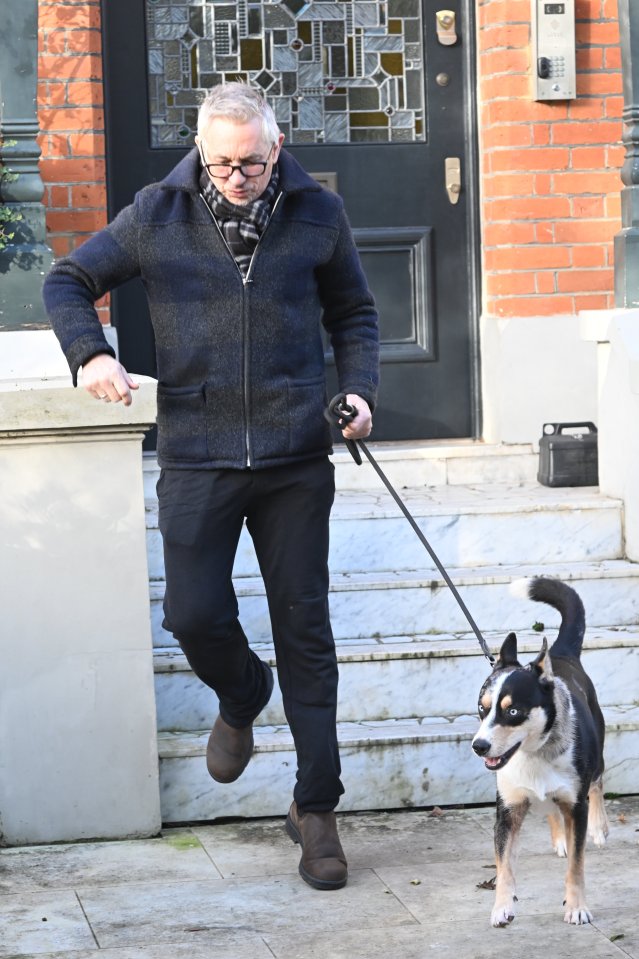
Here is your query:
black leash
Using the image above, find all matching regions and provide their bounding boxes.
[325,394,495,666]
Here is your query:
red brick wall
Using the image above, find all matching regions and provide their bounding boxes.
[478,0,623,317]
[37,0,109,319]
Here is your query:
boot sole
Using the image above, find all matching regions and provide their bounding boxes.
[285,814,348,891]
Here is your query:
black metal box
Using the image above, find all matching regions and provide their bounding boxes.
[537,422,599,487]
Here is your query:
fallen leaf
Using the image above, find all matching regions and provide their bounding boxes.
[476,876,497,890]
[410,879,422,886]
[429,806,444,818]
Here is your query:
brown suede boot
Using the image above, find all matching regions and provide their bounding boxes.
[285,801,348,890]
[206,715,254,783]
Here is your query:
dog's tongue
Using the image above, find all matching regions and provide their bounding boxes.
[484,756,501,769]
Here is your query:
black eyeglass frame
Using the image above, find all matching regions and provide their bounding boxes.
[203,159,270,180]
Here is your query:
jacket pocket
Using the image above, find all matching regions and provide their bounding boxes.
[287,375,331,456]
[156,383,208,463]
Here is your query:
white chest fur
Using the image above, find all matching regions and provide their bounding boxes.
[497,747,579,806]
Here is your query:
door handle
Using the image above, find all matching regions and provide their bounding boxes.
[436,10,458,46]
[445,157,461,204]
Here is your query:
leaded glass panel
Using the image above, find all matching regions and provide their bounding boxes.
[145,0,425,146]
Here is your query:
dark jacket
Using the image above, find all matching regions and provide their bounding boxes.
[43,148,379,470]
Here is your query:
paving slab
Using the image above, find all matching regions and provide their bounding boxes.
[377,853,612,927]
[75,869,416,948]
[593,908,639,956]
[3,941,273,959]
[193,806,495,878]
[264,915,628,959]
[0,889,97,958]
[0,831,221,894]
[1,797,638,959]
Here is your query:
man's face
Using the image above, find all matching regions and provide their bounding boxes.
[196,116,284,206]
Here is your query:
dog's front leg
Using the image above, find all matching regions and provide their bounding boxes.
[587,778,609,847]
[548,804,567,856]
[491,796,529,927]
[559,797,592,924]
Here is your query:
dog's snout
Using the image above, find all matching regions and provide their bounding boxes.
[472,738,491,757]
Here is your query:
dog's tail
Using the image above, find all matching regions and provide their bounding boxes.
[511,576,585,657]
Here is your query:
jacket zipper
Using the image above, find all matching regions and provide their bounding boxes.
[199,191,284,468]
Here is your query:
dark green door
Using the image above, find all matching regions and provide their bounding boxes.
[102,0,479,439]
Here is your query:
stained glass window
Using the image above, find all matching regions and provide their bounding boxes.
[145,0,425,146]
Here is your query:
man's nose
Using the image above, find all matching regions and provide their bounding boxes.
[228,167,247,183]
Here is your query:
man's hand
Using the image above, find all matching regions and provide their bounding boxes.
[340,393,372,440]
[80,353,139,407]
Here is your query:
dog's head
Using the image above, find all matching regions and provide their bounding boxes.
[471,633,556,771]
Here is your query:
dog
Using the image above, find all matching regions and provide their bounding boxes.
[472,576,609,927]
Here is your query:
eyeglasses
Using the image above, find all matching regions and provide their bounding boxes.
[203,159,270,179]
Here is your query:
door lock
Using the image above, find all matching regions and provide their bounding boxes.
[445,157,461,205]
[436,10,458,46]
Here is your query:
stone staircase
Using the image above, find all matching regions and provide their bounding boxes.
[143,442,639,823]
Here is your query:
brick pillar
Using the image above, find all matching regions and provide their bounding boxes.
[477,0,624,444]
[37,0,109,323]
[478,0,623,318]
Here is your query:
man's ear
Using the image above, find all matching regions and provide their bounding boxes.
[273,131,285,160]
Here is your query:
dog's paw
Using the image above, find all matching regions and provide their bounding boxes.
[589,827,608,848]
[553,838,567,858]
[563,905,593,925]
[491,903,516,927]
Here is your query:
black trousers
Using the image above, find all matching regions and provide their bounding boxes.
[157,456,344,812]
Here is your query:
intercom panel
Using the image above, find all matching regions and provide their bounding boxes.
[532,1,576,101]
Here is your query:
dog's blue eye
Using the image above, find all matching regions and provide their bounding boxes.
[508,707,520,717]
[478,704,485,715]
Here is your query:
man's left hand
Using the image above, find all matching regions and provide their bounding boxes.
[341,393,372,440]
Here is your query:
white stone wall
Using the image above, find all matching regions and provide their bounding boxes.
[480,314,598,446]
[0,352,161,845]
[582,308,639,562]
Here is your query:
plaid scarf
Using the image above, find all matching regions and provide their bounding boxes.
[200,165,280,278]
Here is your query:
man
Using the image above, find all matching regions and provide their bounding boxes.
[44,82,379,891]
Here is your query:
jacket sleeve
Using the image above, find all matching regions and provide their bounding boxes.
[42,199,142,384]
[316,205,380,411]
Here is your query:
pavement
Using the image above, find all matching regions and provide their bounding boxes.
[1,796,638,959]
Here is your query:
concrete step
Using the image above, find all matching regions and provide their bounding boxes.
[149,559,639,648]
[142,440,539,498]
[145,483,622,579]
[154,627,639,732]
[157,704,639,822]
[144,446,635,821]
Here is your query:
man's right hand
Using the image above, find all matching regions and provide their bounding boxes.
[80,353,139,406]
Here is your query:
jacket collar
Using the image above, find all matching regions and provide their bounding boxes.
[160,147,321,196]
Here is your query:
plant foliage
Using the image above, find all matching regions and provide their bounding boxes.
[0,139,23,252]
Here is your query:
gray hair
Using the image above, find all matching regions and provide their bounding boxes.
[197,82,280,145]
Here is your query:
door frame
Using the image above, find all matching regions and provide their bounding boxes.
[101,0,483,439]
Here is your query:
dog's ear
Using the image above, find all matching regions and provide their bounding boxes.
[529,637,554,686]
[495,632,521,669]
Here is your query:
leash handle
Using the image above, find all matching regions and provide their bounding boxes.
[324,393,362,465]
